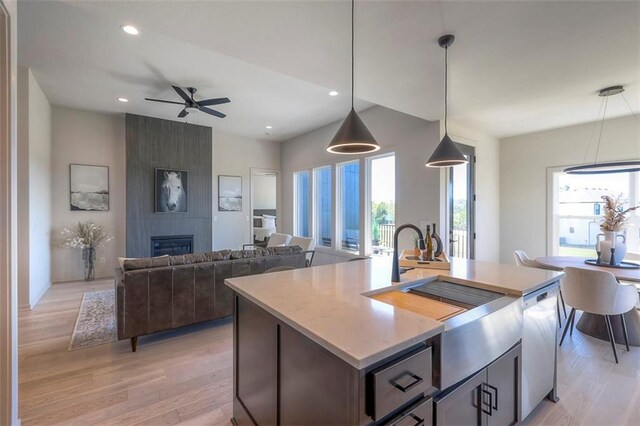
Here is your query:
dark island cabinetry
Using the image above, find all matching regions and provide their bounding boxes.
[434,343,521,426]
[232,295,436,426]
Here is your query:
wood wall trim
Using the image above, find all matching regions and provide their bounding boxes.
[0,1,17,424]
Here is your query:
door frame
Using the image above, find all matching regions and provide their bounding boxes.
[0,0,18,423]
[249,168,280,245]
[447,143,475,259]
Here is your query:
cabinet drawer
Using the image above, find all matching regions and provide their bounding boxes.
[385,397,433,426]
[369,346,432,420]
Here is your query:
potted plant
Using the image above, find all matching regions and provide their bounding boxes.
[60,221,114,281]
[372,218,380,246]
[413,236,421,257]
[596,194,639,265]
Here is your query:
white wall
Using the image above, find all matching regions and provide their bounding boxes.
[213,130,280,250]
[17,66,52,309]
[27,69,52,305]
[446,121,501,262]
[51,107,126,282]
[281,105,442,261]
[500,115,639,263]
[252,174,277,210]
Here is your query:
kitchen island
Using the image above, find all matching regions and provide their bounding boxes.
[226,257,563,425]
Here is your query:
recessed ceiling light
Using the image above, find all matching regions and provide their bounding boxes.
[265,125,272,129]
[117,97,129,103]
[120,24,140,36]
[329,90,339,96]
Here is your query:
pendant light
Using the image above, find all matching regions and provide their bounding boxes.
[564,85,640,175]
[426,35,468,167]
[326,0,380,155]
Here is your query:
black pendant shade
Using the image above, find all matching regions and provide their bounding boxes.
[425,34,468,168]
[327,108,380,154]
[426,133,468,167]
[327,0,380,155]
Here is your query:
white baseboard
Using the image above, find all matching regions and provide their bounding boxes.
[29,282,50,309]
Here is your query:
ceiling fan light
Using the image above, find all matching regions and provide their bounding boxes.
[327,108,381,154]
[426,133,468,167]
[563,161,640,175]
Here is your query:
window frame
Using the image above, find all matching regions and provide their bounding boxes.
[293,170,311,238]
[291,150,396,258]
[312,165,334,249]
[547,165,640,258]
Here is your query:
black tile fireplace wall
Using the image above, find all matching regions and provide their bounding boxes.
[126,114,212,257]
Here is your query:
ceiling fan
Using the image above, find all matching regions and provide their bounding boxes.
[145,86,230,118]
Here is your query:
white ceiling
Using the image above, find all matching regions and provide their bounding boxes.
[18,0,640,141]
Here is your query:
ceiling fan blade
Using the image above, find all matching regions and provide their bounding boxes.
[145,98,185,105]
[199,106,226,118]
[172,85,191,103]
[177,109,189,118]
[197,97,231,107]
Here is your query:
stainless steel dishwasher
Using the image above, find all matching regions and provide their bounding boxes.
[521,283,560,420]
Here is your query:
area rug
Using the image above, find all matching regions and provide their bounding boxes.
[69,290,117,351]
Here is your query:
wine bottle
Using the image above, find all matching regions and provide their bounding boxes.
[425,225,434,261]
[432,223,443,257]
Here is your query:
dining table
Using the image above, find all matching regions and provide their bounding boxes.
[536,256,640,347]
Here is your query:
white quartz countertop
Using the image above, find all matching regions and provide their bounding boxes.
[225,257,563,369]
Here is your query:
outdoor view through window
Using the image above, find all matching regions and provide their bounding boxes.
[371,155,395,255]
[555,171,639,259]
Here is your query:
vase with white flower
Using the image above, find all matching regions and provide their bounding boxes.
[596,195,639,266]
[60,221,114,281]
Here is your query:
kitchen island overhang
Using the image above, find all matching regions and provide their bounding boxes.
[226,257,563,425]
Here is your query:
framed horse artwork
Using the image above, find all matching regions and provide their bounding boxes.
[155,168,188,213]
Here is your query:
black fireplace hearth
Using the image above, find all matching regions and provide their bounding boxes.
[151,235,194,257]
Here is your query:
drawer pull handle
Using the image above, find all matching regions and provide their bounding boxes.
[481,388,493,416]
[392,413,424,426]
[486,384,498,410]
[391,373,423,393]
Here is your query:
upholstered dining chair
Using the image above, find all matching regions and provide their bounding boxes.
[289,236,316,267]
[266,233,292,247]
[559,267,638,363]
[244,232,293,250]
[514,250,568,326]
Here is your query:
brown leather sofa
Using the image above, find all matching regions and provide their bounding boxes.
[115,246,305,351]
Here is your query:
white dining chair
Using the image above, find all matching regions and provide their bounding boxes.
[289,236,316,266]
[266,233,292,247]
[514,250,568,326]
[559,267,639,363]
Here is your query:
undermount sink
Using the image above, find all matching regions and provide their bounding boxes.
[370,280,505,322]
[407,280,504,310]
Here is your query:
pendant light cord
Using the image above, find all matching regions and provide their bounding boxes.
[444,45,448,134]
[593,96,609,165]
[351,0,354,110]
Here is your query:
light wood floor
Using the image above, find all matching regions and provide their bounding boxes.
[19,280,640,425]
[19,279,233,426]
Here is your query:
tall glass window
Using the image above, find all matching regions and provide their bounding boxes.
[338,161,360,252]
[370,154,395,255]
[294,171,310,237]
[314,166,332,248]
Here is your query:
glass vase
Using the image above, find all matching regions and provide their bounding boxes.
[82,247,96,281]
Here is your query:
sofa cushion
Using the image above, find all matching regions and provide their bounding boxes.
[204,250,231,261]
[268,246,302,256]
[122,255,170,271]
[170,253,208,266]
